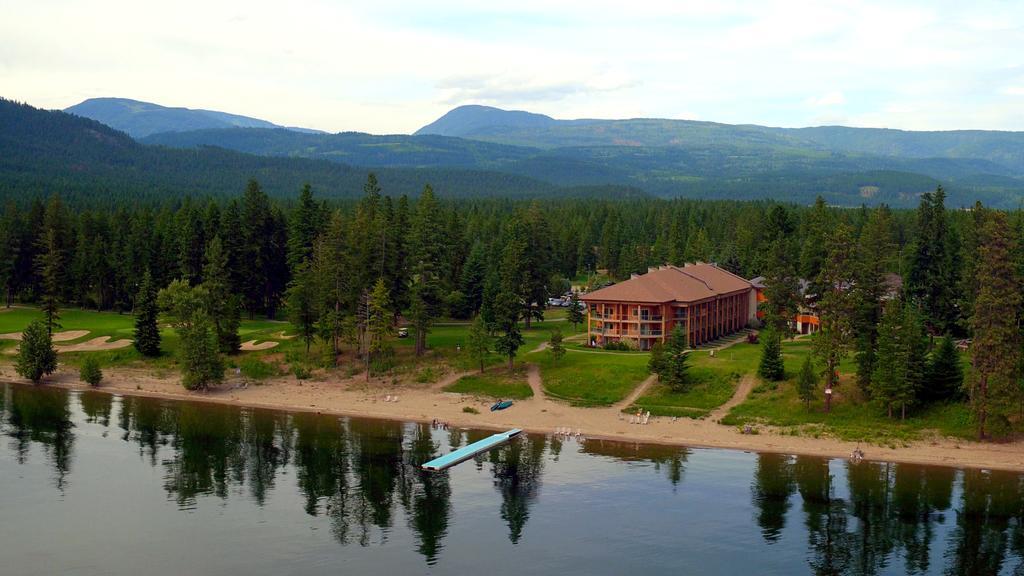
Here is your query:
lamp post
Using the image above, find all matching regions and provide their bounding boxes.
[824,387,833,413]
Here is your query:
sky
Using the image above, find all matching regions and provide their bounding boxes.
[2,0,1023,134]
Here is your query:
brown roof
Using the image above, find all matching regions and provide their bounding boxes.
[678,263,753,295]
[582,264,752,304]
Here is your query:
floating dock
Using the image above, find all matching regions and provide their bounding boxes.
[421,429,523,471]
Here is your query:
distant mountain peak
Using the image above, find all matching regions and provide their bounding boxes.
[64,97,320,139]
[414,104,556,137]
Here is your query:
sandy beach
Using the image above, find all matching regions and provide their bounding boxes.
[4,364,1024,473]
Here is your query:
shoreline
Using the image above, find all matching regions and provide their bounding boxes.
[4,366,1024,473]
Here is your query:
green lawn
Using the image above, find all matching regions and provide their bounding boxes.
[531,348,649,406]
[0,306,299,370]
[630,370,741,418]
[626,340,759,418]
[413,312,585,372]
[443,368,533,399]
[721,338,976,444]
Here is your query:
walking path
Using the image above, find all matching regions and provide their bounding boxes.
[613,374,658,410]
[526,364,547,401]
[430,370,473,391]
[709,374,755,422]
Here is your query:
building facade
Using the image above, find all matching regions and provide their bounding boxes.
[751,272,903,335]
[581,263,757,350]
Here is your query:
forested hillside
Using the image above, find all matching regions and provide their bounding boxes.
[0,99,583,205]
[139,105,1024,207]
[65,97,321,138]
[418,105,1024,172]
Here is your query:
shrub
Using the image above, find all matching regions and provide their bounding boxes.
[462,406,479,414]
[16,320,57,384]
[603,340,631,351]
[79,355,103,387]
[293,365,312,380]
[239,357,278,380]
[415,366,439,384]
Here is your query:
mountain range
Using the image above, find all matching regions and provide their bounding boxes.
[3,98,623,205]
[64,98,323,138]
[11,96,1024,207]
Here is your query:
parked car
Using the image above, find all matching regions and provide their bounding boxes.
[397,328,409,338]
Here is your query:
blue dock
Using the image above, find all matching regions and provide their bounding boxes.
[421,429,523,471]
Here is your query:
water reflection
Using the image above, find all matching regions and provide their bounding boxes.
[4,382,1024,573]
[3,384,74,490]
[581,439,690,487]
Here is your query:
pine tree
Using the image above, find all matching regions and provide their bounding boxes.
[467,314,491,373]
[814,224,857,412]
[648,342,666,376]
[762,206,800,337]
[968,211,1020,439]
[907,187,960,333]
[409,185,444,356]
[799,196,831,307]
[923,334,963,403]
[16,319,57,383]
[898,304,928,419]
[549,327,566,363]
[287,183,320,272]
[133,270,161,357]
[36,227,62,335]
[203,236,241,354]
[79,355,103,387]
[758,329,785,381]
[852,206,895,396]
[240,180,276,318]
[177,201,205,285]
[493,291,524,372]
[797,354,817,409]
[567,292,585,331]
[0,202,20,308]
[460,242,488,317]
[662,326,691,392]
[366,278,394,377]
[286,260,320,355]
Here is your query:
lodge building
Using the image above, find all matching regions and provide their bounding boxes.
[580,263,757,350]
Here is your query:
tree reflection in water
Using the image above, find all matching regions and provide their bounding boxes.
[3,383,74,490]
[5,382,1024,571]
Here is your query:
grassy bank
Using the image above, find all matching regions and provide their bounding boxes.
[720,339,975,444]
[444,368,533,399]
[532,349,648,406]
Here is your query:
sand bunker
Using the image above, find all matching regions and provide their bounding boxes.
[56,336,133,352]
[0,329,90,342]
[276,331,296,340]
[241,340,280,351]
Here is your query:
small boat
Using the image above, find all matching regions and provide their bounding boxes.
[490,399,514,412]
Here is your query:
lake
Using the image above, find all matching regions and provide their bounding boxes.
[2,382,1023,575]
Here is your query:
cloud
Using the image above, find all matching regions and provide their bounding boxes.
[805,91,846,107]
[436,73,637,105]
[4,0,1024,132]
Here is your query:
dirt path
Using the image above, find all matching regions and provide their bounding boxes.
[614,374,658,410]
[430,370,472,391]
[526,364,546,401]
[709,374,756,422]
